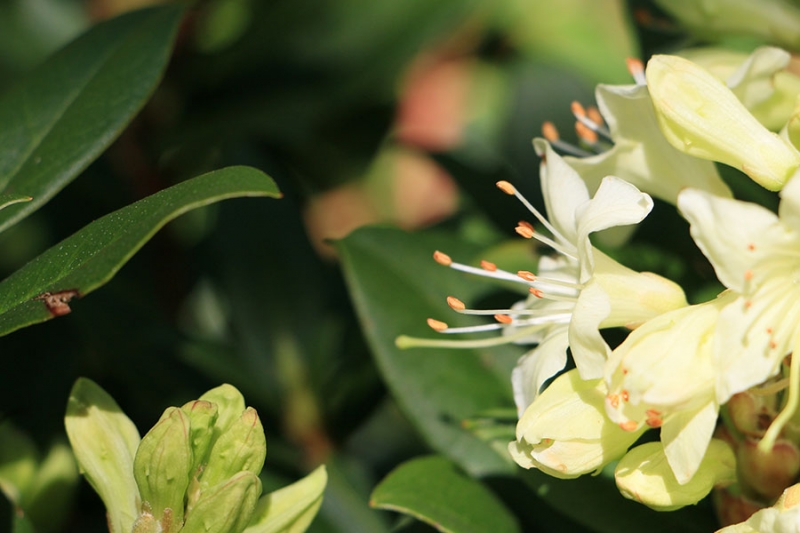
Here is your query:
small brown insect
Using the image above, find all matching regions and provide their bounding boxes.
[34,289,80,317]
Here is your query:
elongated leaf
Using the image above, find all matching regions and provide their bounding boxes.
[244,465,327,533]
[0,166,280,336]
[371,456,519,533]
[0,4,184,233]
[337,227,522,477]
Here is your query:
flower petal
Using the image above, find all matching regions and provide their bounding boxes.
[661,399,718,485]
[510,327,569,416]
[678,187,781,293]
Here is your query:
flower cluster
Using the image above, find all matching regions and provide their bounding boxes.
[401,46,800,528]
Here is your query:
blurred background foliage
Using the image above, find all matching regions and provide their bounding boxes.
[0,0,776,531]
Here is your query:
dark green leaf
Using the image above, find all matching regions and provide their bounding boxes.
[337,226,523,477]
[371,455,520,533]
[0,166,280,336]
[0,4,184,232]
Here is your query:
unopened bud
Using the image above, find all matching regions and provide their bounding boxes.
[200,407,266,491]
[133,407,193,532]
[180,400,218,474]
[738,437,800,500]
[198,384,245,442]
[181,471,261,533]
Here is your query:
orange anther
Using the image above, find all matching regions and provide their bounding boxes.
[427,318,448,332]
[496,181,516,195]
[447,296,466,311]
[570,101,586,118]
[646,416,663,428]
[744,269,754,281]
[529,287,544,298]
[767,327,774,334]
[770,340,778,349]
[517,270,536,282]
[542,121,559,141]
[587,106,604,126]
[621,390,630,402]
[620,420,638,432]
[518,220,534,230]
[433,251,452,266]
[480,260,497,272]
[626,57,644,78]
[745,300,753,309]
[645,409,661,417]
[575,121,598,144]
[494,314,513,324]
[747,243,756,251]
[515,225,534,239]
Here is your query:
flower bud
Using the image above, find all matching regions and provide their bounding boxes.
[615,440,736,511]
[738,438,800,501]
[180,399,218,474]
[64,378,140,533]
[200,407,267,491]
[133,407,193,532]
[646,54,800,191]
[198,384,246,442]
[182,471,261,533]
[508,369,645,478]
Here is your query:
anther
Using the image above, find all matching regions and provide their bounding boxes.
[646,416,663,428]
[744,269,754,281]
[480,260,497,272]
[529,287,544,298]
[517,270,536,282]
[518,220,533,231]
[570,101,586,118]
[496,181,516,195]
[747,243,756,251]
[626,58,646,85]
[542,121,559,142]
[575,121,598,144]
[620,420,638,432]
[515,225,534,239]
[427,318,448,332]
[621,390,630,402]
[494,314,513,324]
[587,106,604,127]
[447,296,466,311]
[433,251,452,266]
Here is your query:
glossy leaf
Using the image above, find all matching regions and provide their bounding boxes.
[0,166,280,336]
[337,226,522,477]
[370,455,519,533]
[0,4,184,232]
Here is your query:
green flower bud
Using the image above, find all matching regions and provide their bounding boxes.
[198,384,246,441]
[182,471,262,533]
[243,465,327,533]
[201,407,267,491]
[181,399,219,474]
[615,439,736,511]
[134,406,193,532]
[646,54,800,191]
[64,378,141,533]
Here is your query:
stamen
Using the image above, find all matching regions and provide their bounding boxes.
[433,251,452,266]
[515,225,534,239]
[744,269,754,281]
[621,390,630,402]
[427,318,449,332]
[517,270,536,282]
[480,260,497,272]
[494,314,513,324]
[620,420,638,432]
[747,243,756,252]
[529,286,576,303]
[587,106,604,127]
[627,58,646,85]
[447,296,466,311]
[395,322,556,349]
[575,121,599,146]
[541,121,593,157]
[608,394,620,409]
